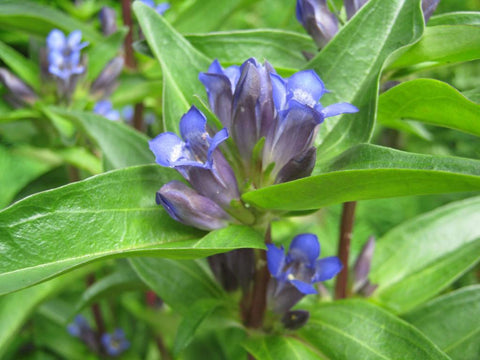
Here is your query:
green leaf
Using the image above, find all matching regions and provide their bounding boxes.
[370,197,480,313]
[50,108,153,169]
[173,299,222,355]
[387,25,480,73]
[0,109,39,124]
[111,75,162,107]
[0,0,102,43]
[300,300,450,360]
[0,164,263,295]
[130,257,225,314]
[0,144,62,209]
[0,267,91,358]
[242,144,480,211]
[0,40,40,91]
[54,147,102,175]
[403,285,480,359]
[429,12,480,26]
[186,30,315,70]
[378,79,480,137]
[86,28,127,82]
[244,335,324,360]
[305,0,424,159]
[133,2,211,132]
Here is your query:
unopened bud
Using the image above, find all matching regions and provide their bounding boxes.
[0,68,37,105]
[99,6,117,36]
[91,57,124,97]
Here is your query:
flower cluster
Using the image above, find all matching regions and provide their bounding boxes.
[266,233,342,314]
[149,58,357,230]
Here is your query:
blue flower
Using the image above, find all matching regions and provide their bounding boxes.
[67,315,91,338]
[94,100,120,121]
[46,29,88,82]
[266,234,342,313]
[296,0,339,48]
[140,0,170,15]
[101,329,130,357]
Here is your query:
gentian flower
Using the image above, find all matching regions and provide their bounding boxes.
[67,315,99,352]
[101,329,130,357]
[46,29,88,82]
[140,0,170,15]
[94,100,120,121]
[296,0,339,48]
[266,234,342,313]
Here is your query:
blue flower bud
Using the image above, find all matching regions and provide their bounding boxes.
[422,0,440,23]
[344,0,369,20]
[0,68,38,106]
[91,57,124,97]
[101,329,130,357]
[67,315,100,353]
[296,0,339,48]
[353,236,378,296]
[266,234,342,313]
[99,6,118,36]
[157,180,233,231]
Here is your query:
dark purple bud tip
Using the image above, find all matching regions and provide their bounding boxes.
[281,310,310,330]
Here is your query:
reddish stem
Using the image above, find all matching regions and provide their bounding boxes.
[121,0,136,69]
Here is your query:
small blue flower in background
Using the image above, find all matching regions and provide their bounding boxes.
[46,29,88,82]
[94,100,120,121]
[101,329,130,357]
[267,234,342,313]
[296,0,339,48]
[140,0,170,15]
[67,315,91,338]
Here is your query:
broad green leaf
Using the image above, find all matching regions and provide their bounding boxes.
[305,0,424,159]
[388,25,480,73]
[186,30,315,70]
[244,335,324,360]
[371,197,480,313]
[173,299,222,355]
[429,12,480,26]
[0,0,102,43]
[0,109,39,123]
[0,267,91,358]
[300,300,450,360]
[74,264,145,313]
[0,40,40,91]
[133,2,211,132]
[172,0,244,33]
[0,165,263,295]
[86,28,127,82]
[403,285,480,359]
[0,144,62,209]
[242,144,480,211]
[463,86,480,103]
[378,79,480,137]
[130,257,225,314]
[50,108,153,169]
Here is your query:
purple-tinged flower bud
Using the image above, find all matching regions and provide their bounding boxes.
[266,234,342,314]
[344,0,369,20]
[422,0,440,23]
[90,57,124,97]
[99,6,118,36]
[67,315,100,353]
[157,180,233,231]
[94,100,120,121]
[0,68,38,106]
[140,0,170,15]
[353,236,378,296]
[101,329,130,357]
[274,146,316,184]
[296,0,339,48]
[208,248,255,292]
[281,310,310,330]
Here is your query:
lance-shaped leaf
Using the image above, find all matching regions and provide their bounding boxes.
[305,0,424,160]
[429,11,480,26]
[187,30,316,70]
[387,25,480,74]
[0,40,40,91]
[299,300,450,360]
[243,335,325,360]
[370,197,480,313]
[378,79,480,137]
[133,1,211,132]
[0,165,264,295]
[242,144,480,211]
[403,285,480,359]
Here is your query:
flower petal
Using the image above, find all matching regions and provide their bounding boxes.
[270,73,287,111]
[286,69,326,107]
[288,233,320,265]
[149,132,190,167]
[317,102,358,118]
[47,29,66,50]
[199,72,233,128]
[290,279,317,294]
[312,256,343,282]
[266,244,286,278]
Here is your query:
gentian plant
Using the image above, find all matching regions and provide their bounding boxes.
[0,0,479,359]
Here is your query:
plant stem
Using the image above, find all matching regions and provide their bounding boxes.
[86,274,106,336]
[244,225,271,328]
[335,201,357,299]
[121,0,136,69]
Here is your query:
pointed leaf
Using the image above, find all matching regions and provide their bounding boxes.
[244,335,325,360]
[300,300,450,360]
[242,144,480,211]
[429,12,480,26]
[305,0,424,159]
[0,40,40,91]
